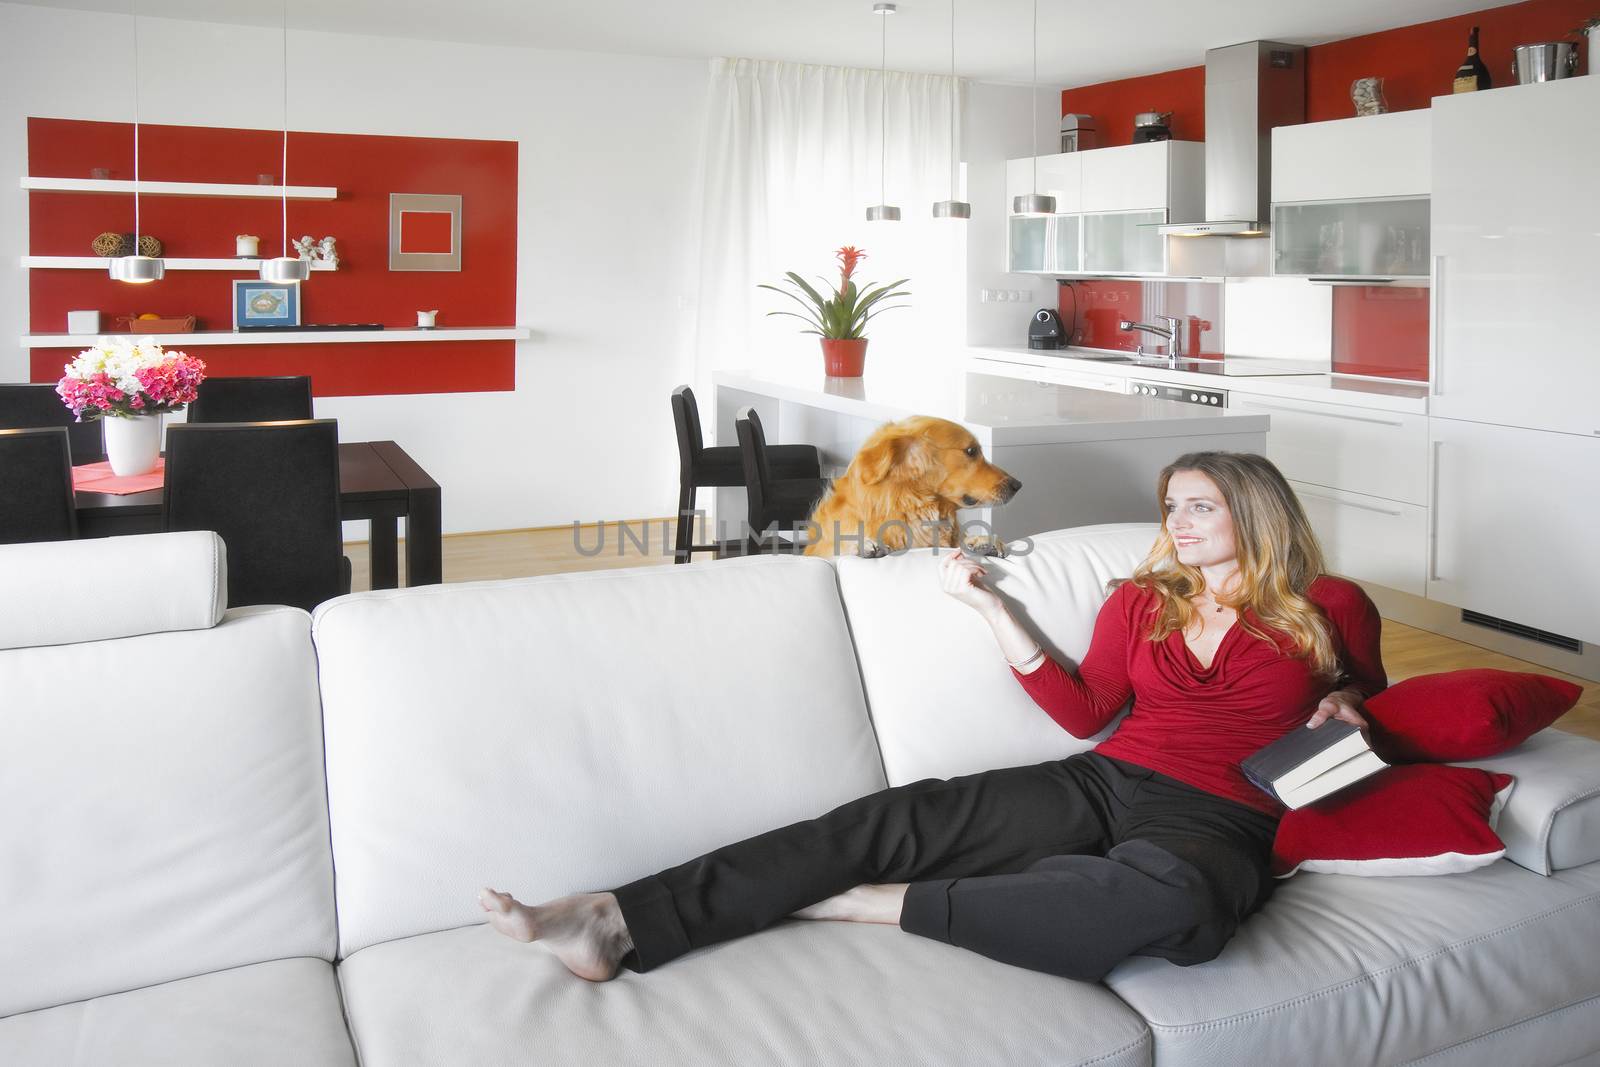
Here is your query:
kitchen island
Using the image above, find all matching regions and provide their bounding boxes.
[711,367,1269,545]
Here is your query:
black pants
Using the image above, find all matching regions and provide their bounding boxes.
[612,752,1278,981]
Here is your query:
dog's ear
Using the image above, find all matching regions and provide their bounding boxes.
[856,436,902,486]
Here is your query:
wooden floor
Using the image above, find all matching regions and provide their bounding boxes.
[348,523,1600,743]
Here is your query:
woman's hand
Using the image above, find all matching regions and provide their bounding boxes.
[1307,688,1370,740]
[939,550,1002,617]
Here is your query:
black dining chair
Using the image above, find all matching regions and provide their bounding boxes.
[0,383,104,464]
[163,420,350,612]
[671,385,821,563]
[187,376,314,424]
[735,407,829,556]
[0,427,78,544]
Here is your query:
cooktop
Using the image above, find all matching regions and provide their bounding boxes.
[1052,352,1326,377]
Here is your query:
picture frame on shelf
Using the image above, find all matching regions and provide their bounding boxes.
[389,192,462,272]
[232,278,302,330]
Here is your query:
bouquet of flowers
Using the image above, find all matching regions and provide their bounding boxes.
[759,246,909,340]
[56,339,207,421]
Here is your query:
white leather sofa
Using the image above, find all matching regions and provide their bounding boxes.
[4,526,1600,1066]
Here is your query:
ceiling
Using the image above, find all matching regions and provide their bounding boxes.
[13,0,1497,87]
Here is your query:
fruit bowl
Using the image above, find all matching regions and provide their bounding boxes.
[118,314,198,334]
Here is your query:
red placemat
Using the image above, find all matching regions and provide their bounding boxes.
[72,459,166,495]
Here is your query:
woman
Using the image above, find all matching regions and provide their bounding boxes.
[479,451,1386,982]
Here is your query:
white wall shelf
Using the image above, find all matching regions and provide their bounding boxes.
[22,327,530,347]
[23,256,338,271]
[21,176,338,200]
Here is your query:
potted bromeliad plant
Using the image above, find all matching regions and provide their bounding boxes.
[759,246,909,377]
[57,338,207,476]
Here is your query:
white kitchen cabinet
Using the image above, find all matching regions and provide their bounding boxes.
[1272,110,1431,203]
[1430,76,1600,437]
[1228,391,1429,504]
[1005,142,1202,276]
[1083,210,1166,275]
[1289,480,1428,597]
[1426,417,1600,645]
[1079,141,1204,216]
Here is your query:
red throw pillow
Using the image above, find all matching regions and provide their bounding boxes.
[1272,764,1514,878]
[1364,669,1582,762]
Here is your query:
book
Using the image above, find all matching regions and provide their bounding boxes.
[1241,720,1389,810]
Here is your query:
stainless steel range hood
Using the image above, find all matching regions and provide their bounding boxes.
[1159,41,1305,237]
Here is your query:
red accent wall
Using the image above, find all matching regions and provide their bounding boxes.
[1062,0,1591,144]
[26,118,518,396]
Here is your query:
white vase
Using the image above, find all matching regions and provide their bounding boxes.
[103,413,162,476]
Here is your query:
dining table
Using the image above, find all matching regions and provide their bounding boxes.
[72,440,442,589]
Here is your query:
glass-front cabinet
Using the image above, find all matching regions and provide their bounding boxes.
[1083,210,1165,275]
[1271,196,1430,280]
[1006,213,1081,274]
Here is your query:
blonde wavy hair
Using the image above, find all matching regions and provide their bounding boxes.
[1124,451,1340,679]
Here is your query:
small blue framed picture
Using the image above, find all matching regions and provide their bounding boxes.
[233,279,302,330]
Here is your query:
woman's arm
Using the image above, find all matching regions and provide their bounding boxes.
[939,553,1134,738]
[1307,580,1388,732]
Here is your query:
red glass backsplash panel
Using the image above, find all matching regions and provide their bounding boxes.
[1059,280,1223,358]
[26,117,517,396]
[1331,285,1429,380]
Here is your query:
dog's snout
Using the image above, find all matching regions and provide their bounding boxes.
[1006,477,1022,494]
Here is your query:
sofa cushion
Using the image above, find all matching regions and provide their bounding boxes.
[337,920,1152,1067]
[1103,859,1600,1066]
[1461,729,1600,875]
[836,524,1158,785]
[0,957,355,1066]
[0,531,225,650]
[1366,668,1582,762]
[0,605,336,1017]
[1271,765,1515,878]
[312,556,887,958]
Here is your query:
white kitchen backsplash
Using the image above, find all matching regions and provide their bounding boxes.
[1223,276,1332,363]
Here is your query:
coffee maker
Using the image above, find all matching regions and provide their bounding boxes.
[1028,308,1065,350]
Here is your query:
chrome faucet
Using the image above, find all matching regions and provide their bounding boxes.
[1119,316,1184,363]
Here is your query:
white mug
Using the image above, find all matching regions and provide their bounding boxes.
[417,309,439,328]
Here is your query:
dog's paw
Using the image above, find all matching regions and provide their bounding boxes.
[860,538,889,559]
[962,535,1008,558]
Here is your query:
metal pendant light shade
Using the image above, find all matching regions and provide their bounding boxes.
[1014,0,1056,219]
[109,254,164,283]
[932,0,970,220]
[259,255,310,283]
[262,0,308,283]
[866,2,900,222]
[1012,192,1057,216]
[111,0,165,284]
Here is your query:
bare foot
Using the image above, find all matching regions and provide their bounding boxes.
[478,888,634,981]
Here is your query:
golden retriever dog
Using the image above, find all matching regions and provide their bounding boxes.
[804,416,1022,558]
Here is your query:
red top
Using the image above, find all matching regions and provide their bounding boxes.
[1014,576,1387,817]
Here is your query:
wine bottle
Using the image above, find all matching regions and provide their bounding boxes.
[1453,26,1491,93]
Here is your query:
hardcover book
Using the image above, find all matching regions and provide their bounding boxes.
[1241,720,1388,809]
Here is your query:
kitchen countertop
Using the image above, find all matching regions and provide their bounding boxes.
[967,345,1431,415]
[714,366,1270,446]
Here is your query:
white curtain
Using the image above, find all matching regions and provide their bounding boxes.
[688,57,968,413]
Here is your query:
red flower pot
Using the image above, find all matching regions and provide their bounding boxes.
[821,338,868,377]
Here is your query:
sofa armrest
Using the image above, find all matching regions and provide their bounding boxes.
[1461,729,1600,876]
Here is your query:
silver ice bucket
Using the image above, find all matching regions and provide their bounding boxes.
[1511,42,1578,84]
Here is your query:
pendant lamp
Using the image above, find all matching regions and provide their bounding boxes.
[865,3,901,222]
[261,0,310,283]
[110,0,164,284]
[931,0,970,219]
[1011,0,1056,217]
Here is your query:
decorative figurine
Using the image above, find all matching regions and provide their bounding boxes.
[292,234,340,269]
[1351,77,1388,116]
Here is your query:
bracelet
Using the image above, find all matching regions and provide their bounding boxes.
[1007,646,1046,671]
